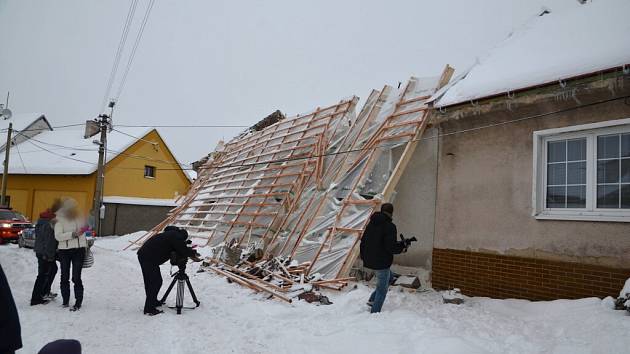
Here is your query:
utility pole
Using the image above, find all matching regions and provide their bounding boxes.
[92,101,114,235]
[1,123,12,207]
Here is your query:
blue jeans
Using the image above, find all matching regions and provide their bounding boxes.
[368,268,393,313]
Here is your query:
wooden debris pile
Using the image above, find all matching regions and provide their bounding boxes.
[204,241,350,303]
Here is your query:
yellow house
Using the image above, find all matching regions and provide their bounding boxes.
[5,127,191,222]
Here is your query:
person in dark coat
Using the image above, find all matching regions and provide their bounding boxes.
[0,263,22,353]
[30,207,60,305]
[137,226,200,315]
[359,203,406,313]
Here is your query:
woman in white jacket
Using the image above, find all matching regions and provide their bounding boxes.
[54,197,87,311]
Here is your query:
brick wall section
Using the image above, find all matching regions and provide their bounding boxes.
[432,248,630,300]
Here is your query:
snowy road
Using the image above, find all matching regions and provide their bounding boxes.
[2,234,629,354]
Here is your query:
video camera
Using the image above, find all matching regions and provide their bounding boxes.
[169,240,199,271]
[398,234,418,248]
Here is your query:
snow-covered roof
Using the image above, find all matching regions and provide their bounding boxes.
[185,170,197,181]
[8,127,153,175]
[0,112,46,132]
[0,113,51,145]
[435,0,630,107]
[103,196,179,207]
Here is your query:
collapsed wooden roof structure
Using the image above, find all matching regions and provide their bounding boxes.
[129,67,453,300]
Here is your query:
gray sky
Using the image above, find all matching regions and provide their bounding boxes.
[0,0,572,164]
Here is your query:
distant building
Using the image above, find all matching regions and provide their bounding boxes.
[0,113,52,151]
[5,127,191,234]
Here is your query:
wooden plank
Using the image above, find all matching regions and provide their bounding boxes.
[336,65,455,278]
[209,266,293,303]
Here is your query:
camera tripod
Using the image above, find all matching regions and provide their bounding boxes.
[159,266,200,314]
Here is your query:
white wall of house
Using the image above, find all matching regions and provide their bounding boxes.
[391,127,439,269]
[433,83,630,268]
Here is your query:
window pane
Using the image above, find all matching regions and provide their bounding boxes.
[546,186,566,208]
[622,159,630,183]
[622,134,630,158]
[567,139,586,161]
[598,135,619,159]
[622,185,630,209]
[597,185,620,208]
[548,141,566,163]
[566,186,586,208]
[547,163,566,185]
[597,160,619,184]
[567,162,586,185]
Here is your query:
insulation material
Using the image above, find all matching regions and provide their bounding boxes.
[130,74,447,298]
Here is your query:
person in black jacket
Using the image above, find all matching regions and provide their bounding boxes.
[30,207,59,305]
[0,263,22,353]
[137,226,200,315]
[359,203,406,313]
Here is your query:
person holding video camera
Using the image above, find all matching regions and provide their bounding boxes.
[137,226,201,316]
[359,203,407,313]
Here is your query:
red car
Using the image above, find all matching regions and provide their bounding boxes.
[0,208,33,245]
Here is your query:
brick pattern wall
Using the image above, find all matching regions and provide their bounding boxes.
[432,248,630,300]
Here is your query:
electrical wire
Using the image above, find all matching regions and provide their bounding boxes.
[13,141,28,173]
[16,131,189,167]
[9,94,630,173]
[114,0,156,101]
[20,140,188,172]
[0,123,86,133]
[191,93,630,171]
[0,124,250,133]
[23,139,96,166]
[115,124,251,128]
[101,0,140,111]
[110,149,192,167]
[110,127,157,146]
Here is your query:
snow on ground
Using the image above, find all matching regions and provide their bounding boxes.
[2,234,629,354]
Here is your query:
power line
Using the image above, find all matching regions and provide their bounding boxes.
[10,94,630,173]
[109,150,192,167]
[114,0,156,101]
[101,0,140,111]
[13,141,27,174]
[193,93,630,171]
[17,132,189,167]
[21,138,192,173]
[0,123,248,134]
[110,127,157,146]
[23,139,96,166]
[0,123,86,133]
[115,124,250,128]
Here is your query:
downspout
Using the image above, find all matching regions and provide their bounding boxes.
[112,203,119,236]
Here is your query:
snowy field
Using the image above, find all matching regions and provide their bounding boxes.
[2,234,629,354]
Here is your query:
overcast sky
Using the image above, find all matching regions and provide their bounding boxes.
[0,0,574,164]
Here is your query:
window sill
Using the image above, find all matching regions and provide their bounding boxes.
[534,212,630,223]
[144,176,155,180]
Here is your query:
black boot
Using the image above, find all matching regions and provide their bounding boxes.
[144,308,163,316]
[70,304,81,312]
[30,298,49,306]
[70,300,82,312]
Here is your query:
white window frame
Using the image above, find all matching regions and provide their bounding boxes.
[532,117,630,222]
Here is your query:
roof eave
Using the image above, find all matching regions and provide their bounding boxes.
[435,64,630,110]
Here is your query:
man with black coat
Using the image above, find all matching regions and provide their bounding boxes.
[137,226,200,315]
[360,203,406,313]
[30,209,59,305]
[0,263,22,353]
